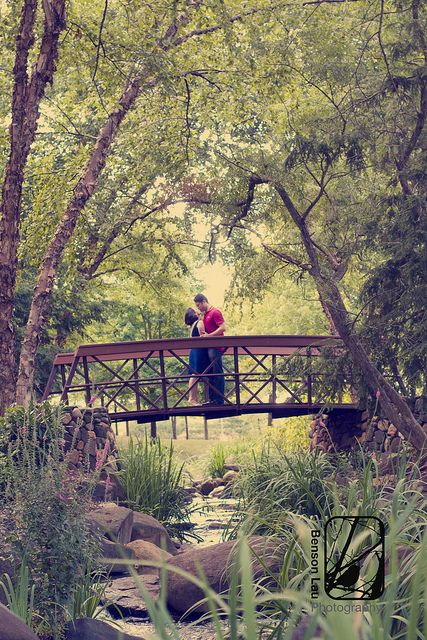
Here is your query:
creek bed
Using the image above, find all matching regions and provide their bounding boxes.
[110,495,239,638]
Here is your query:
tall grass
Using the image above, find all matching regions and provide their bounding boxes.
[66,561,122,621]
[0,557,36,628]
[116,449,426,640]
[223,445,337,538]
[207,443,227,478]
[118,434,201,541]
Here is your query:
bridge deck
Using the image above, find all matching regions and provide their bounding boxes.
[42,335,357,423]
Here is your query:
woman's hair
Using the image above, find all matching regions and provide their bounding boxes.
[185,307,199,326]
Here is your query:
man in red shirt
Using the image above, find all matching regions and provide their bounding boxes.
[193,293,226,404]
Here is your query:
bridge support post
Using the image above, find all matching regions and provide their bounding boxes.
[204,416,209,440]
[184,416,189,440]
[268,393,273,426]
[171,416,177,439]
[150,421,157,440]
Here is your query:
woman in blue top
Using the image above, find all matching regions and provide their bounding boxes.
[185,307,209,405]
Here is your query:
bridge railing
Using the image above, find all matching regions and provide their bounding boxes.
[42,335,355,420]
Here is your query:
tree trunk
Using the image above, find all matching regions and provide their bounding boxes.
[15,79,141,406]
[313,274,427,454]
[318,293,338,335]
[171,416,177,439]
[0,0,66,414]
[274,182,427,454]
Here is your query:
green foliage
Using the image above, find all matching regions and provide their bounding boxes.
[264,417,310,453]
[118,435,201,542]
[0,403,100,639]
[0,402,66,492]
[0,557,37,629]
[227,447,336,537]
[207,443,227,478]
[118,487,427,640]
[359,196,427,396]
[13,274,106,395]
[67,561,121,622]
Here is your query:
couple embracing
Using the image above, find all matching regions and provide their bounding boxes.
[184,293,226,406]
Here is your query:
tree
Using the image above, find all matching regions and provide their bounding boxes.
[185,0,427,451]
[0,0,66,411]
[0,0,280,410]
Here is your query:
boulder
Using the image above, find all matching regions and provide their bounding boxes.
[89,503,134,544]
[207,521,225,530]
[209,485,226,498]
[94,424,109,438]
[223,464,240,472]
[166,537,284,614]
[183,486,198,496]
[125,540,171,574]
[387,425,398,437]
[222,470,238,484]
[65,617,144,640]
[374,430,386,445]
[92,474,125,503]
[0,603,39,639]
[131,512,177,555]
[199,479,216,496]
[103,574,160,618]
[101,539,137,575]
[71,407,83,420]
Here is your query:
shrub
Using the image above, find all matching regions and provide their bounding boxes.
[263,416,310,452]
[0,401,63,489]
[0,403,100,639]
[118,434,201,541]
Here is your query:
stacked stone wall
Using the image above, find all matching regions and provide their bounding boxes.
[309,397,427,454]
[61,406,119,471]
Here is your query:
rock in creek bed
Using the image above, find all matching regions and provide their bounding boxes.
[103,574,160,619]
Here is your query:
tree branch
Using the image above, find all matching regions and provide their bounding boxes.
[80,183,150,279]
[92,0,108,81]
[169,2,289,49]
[227,175,266,237]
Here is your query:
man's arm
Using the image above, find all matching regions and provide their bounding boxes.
[207,322,226,337]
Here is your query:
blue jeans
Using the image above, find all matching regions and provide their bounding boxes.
[207,348,225,404]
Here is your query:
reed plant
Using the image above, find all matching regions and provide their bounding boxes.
[223,445,337,539]
[67,561,122,621]
[120,453,426,640]
[118,434,200,541]
[207,443,227,478]
[0,556,37,628]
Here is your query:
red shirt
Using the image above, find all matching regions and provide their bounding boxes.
[203,307,225,335]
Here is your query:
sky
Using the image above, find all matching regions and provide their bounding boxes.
[197,261,232,308]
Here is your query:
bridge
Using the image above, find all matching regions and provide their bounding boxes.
[42,335,357,425]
